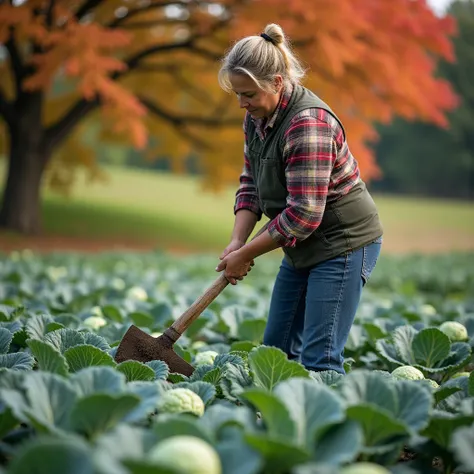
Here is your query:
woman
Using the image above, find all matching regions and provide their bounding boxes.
[215,23,383,374]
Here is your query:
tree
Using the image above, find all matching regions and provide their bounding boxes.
[0,0,460,234]
[371,0,474,200]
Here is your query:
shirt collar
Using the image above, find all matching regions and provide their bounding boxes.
[252,83,294,136]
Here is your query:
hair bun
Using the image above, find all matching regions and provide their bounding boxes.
[218,21,306,94]
[263,23,285,46]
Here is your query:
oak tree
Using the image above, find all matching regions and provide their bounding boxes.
[0,0,459,233]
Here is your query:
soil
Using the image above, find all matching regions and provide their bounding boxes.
[0,230,473,256]
[0,233,198,256]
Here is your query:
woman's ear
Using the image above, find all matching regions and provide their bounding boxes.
[273,75,283,93]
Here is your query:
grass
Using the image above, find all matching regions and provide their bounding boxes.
[41,166,240,250]
[1,163,474,254]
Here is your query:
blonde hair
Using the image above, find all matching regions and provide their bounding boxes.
[218,23,306,93]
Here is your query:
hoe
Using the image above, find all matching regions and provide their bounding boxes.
[114,224,267,376]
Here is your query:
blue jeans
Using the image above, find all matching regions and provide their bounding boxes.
[263,237,382,374]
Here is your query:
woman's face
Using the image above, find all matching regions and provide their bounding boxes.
[229,72,283,119]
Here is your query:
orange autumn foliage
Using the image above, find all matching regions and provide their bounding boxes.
[0,0,459,192]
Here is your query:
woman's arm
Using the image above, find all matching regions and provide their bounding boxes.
[235,110,340,261]
[235,229,280,262]
[219,114,263,267]
[217,109,343,280]
[266,110,339,248]
[229,209,259,244]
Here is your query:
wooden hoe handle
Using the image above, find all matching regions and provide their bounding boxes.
[169,222,269,337]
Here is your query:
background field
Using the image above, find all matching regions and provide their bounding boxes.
[1,164,473,256]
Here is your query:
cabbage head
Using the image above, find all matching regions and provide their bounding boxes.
[424,378,439,389]
[194,350,218,366]
[126,286,148,301]
[157,388,205,417]
[340,462,391,473]
[391,365,424,380]
[148,435,221,474]
[439,321,468,342]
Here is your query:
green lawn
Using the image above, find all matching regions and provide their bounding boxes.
[1,163,473,254]
[41,166,241,250]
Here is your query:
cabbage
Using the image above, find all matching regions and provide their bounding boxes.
[9,250,20,261]
[194,350,218,366]
[21,248,34,260]
[90,306,104,317]
[424,378,439,389]
[126,286,148,301]
[391,365,425,380]
[452,371,470,379]
[420,304,437,315]
[111,277,126,290]
[83,316,107,330]
[340,462,391,473]
[148,435,221,474]
[191,341,207,350]
[46,266,68,281]
[439,321,468,342]
[157,388,205,417]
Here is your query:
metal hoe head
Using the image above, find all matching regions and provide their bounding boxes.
[114,325,195,377]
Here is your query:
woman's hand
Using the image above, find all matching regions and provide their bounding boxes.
[219,239,245,260]
[216,249,254,285]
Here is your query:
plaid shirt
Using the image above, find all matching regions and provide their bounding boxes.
[234,84,361,248]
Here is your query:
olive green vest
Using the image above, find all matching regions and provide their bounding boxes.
[246,84,383,269]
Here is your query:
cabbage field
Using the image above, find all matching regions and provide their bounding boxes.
[0,250,473,474]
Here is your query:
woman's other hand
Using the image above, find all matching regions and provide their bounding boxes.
[216,249,254,285]
[219,239,245,260]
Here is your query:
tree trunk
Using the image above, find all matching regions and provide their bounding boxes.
[0,139,47,234]
[0,93,48,234]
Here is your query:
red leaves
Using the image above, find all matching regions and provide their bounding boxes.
[24,22,131,91]
[0,0,461,179]
[0,1,147,148]
[230,0,459,179]
[0,4,31,43]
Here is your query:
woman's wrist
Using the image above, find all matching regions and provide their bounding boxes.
[230,237,246,247]
[238,230,280,261]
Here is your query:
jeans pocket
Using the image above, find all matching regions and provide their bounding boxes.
[361,238,382,285]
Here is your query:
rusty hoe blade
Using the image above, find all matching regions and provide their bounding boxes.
[114,325,195,376]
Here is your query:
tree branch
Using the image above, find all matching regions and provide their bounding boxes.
[43,11,231,155]
[123,42,222,77]
[134,63,180,73]
[107,1,194,28]
[135,62,212,74]
[117,19,185,29]
[46,0,55,27]
[171,69,214,105]
[44,37,220,153]
[75,0,105,21]
[189,44,222,61]
[112,40,194,77]
[141,96,212,151]
[114,31,224,81]
[43,98,99,154]
[0,87,15,126]
[5,34,24,94]
[139,95,241,128]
